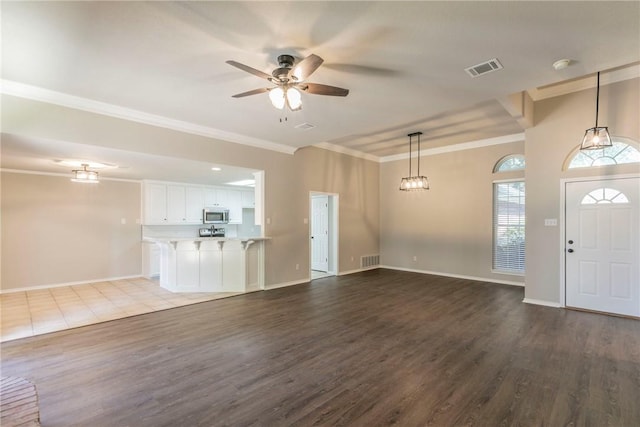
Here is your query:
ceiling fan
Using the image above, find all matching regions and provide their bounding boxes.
[226,53,349,111]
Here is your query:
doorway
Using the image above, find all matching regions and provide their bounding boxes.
[310,193,338,280]
[564,177,639,317]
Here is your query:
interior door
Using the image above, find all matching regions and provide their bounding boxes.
[565,177,639,317]
[311,195,329,272]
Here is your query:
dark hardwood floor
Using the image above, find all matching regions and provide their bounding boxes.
[1,269,639,426]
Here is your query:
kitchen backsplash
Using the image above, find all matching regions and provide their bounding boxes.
[142,208,261,239]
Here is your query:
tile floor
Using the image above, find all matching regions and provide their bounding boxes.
[0,277,241,342]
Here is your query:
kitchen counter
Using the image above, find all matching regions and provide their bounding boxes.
[144,237,268,293]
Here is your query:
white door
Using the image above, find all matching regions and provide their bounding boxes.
[565,177,640,317]
[311,195,329,272]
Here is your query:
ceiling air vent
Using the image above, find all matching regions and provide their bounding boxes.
[465,58,503,78]
[295,122,315,130]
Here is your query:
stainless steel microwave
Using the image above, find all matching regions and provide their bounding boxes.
[203,207,229,224]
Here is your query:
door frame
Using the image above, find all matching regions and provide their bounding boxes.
[309,191,339,277]
[559,173,640,308]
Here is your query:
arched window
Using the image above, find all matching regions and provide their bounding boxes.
[581,188,630,205]
[567,139,640,169]
[494,154,525,173]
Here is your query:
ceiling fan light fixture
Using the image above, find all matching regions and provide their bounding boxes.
[269,87,286,109]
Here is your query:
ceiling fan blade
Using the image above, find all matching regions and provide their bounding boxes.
[226,60,272,80]
[291,54,324,82]
[231,88,269,98]
[301,83,349,97]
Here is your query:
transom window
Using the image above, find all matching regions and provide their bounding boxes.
[494,154,525,172]
[568,140,640,169]
[581,188,629,205]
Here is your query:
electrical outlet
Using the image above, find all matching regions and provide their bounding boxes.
[413,256,417,262]
[350,256,354,262]
[295,264,299,270]
[121,218,127,225]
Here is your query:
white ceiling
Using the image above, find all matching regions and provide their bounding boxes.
[1,1,639,182]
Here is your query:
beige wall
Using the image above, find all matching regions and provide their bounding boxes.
[380,141,525,284]
[1,95,380,290]
[1,172,142,289]
[525,77,640,304]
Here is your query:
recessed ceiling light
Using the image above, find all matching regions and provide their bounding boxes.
[211,167,222,171]
[55,159,118,169]
[226,179,255,187]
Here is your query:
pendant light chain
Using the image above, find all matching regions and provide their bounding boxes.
[594,71,600,128]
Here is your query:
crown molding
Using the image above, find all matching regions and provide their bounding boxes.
[312,142,380,162]
[528,63,640,101]
[0,80,297,155]
[379,133,525,163]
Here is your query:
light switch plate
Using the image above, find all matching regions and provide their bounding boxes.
[544,218,558,226]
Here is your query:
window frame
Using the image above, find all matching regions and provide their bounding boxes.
[492,178,526,276]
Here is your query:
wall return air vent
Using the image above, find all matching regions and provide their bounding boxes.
[465,58,503,78]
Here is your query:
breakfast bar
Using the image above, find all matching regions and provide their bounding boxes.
[143,237,268,293]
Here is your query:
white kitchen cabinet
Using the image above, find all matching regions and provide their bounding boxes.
[185,185,204,223]
[148,238,266,293]
[144,182,169,224]
[176,243,200,291]
[143,182,203,225]
[227,190,242,223]
[241,190,255,208]
[204,187,228,207]
[142,242,160,278]
[166,185,186,223]
[199,244,223,292]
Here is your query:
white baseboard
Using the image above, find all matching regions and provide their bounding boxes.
[338,266,379,276]
[0,275,144,294]
[264,278,310,290]
[379,265,525,287]
[522,298,562,308]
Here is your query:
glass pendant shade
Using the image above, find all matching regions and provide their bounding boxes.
[269,87,286,109]
[399,131,429,191]
[269,86,302,111]
[286,87,302,110]
[581,126,612,150]
[580,71,613,151]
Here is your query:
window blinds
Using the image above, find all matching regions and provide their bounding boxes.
[493,181,525,274]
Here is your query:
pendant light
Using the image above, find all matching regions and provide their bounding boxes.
[399,132,429,191]
[580,71,612,150]
[71,164,99,183]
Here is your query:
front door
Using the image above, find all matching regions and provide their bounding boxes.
[311,195,329,272]
[565,177,640,317]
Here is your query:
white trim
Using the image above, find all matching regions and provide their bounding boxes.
[379,265,524,287]
[338,266,379,276]
[522,298,562,308]
[528,64,640,101]
[0,275,143,294]
[1,79,297,155]
[379,133,525,163]
[559,172,640,309]
[264,278,310,290]
[0,168,142,183]
[312,142,380,162]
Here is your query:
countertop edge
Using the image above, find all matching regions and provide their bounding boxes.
[143,237,271,243]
